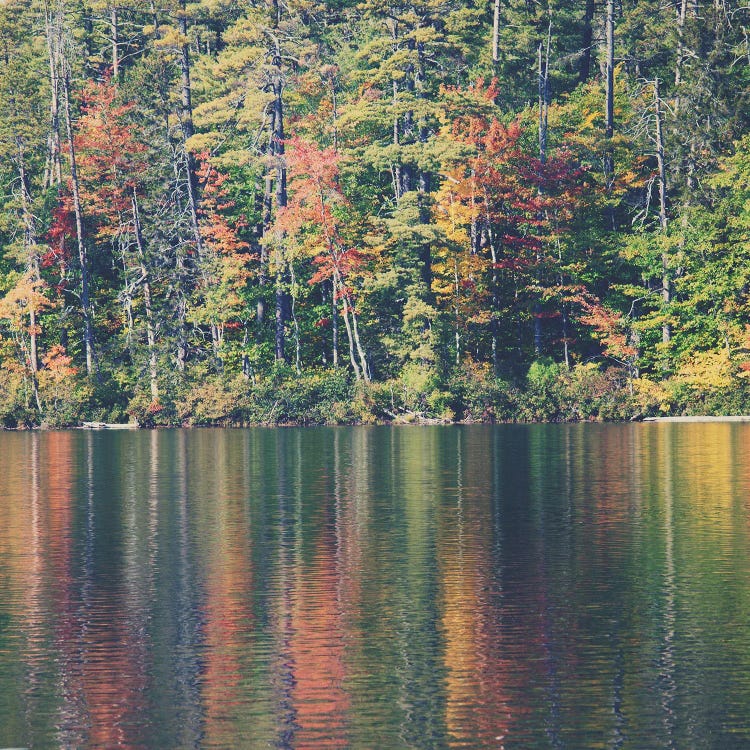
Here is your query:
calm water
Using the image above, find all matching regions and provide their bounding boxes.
[1,424,750,748]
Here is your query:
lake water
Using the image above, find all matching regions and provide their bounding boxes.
[1,424,750,748]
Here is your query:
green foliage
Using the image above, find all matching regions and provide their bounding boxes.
[0,367,35,428]
[176,375,248,426]
[244,368,364,426]
[0,0,748,427]
[516,361,640,422]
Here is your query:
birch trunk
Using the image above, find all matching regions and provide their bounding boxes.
[62,70,97,377]
[43,2,63,189]
[131,191,159,400]
[17,140,41,410]
[654,79,671,345]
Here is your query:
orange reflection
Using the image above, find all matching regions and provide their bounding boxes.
[201,501,256,745]
[286,521,349,749]
[439,443,519,748]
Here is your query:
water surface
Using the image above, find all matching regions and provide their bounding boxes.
[1,424,750,748]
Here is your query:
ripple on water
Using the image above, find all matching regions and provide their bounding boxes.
[1,425,750,748]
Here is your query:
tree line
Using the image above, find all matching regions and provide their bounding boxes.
[0,0,748,426]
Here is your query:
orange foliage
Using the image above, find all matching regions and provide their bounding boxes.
[40,344,78,381]
[74,80,147,234]
[277,137,367,298]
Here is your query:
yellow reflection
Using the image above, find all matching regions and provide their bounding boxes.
[440,429,514,748]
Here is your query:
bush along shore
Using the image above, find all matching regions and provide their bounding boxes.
[3,358,749,429]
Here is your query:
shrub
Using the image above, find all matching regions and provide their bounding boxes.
[446,361,515,422]
[176,375,249,425]
[517,359,570,421]
[37,347,93,427]
[0,367,36,428]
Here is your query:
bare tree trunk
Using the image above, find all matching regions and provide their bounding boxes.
[416,39,432,299]
[330,263,368,382]
[534,29,551,358]
[338,282,361,380]
[488,224,500,373]
[390,19,403,203]
[654,79,671,345]
[392,80,402,202]
[164,114,189,371]
[275,276,286,363]
[44,1,63,189]
[454,251,460,366]
[267,0,280,27]
[178,0,220,362]
[111,5,119,79]
[272,44,287,363]
[289,263,301,373]
[604,0,615,186]
[259,156,272,334]
[400,38,415,197]
[349,299,369,383]
[557,239,570,369]
[17,140,41,411]
[62,70,97,378]
[331,281,339,367]
[131,191,159,400]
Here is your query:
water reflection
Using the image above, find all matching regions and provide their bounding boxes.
[2,425,750,748]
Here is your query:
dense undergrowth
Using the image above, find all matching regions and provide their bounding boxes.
[3,358,748,429]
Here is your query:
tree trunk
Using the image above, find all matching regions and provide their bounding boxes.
[275,275,286,362]
[179,0,221,362]
[348,295,369,383]
[131,190,159,400]
[416,39,432,299]
[63,70,97,378]
[484,217,500,372]
[272,44,287,363]
[165,113,189,371]
[44,4,63,189]
[17,140,41,411]
[111,5,119,80]
[331,281,339,367]
[392,80,402,202]
[259,155,272,334]
[579,0,595,83]
[538,26,551,166]
[603,0,615,186]
[492,0,501,78]
[454,252,461,366]
[400,37,415,197]
[654,79,671,345]
[289,263,301,373]
[335,273,360,380]
[535,31,551,359]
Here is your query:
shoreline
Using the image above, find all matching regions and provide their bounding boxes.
[642,415,750,423]
[4,414,750,430]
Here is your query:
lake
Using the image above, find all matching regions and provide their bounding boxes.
[1,424,750,748]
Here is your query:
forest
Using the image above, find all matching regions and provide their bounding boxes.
[0,0,748,426]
